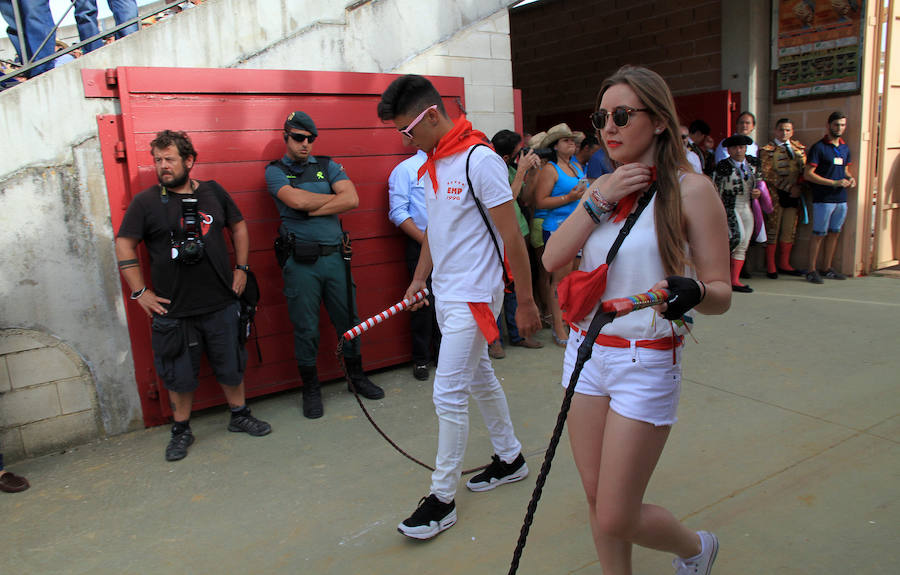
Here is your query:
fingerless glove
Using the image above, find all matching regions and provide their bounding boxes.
[661,275,703,320]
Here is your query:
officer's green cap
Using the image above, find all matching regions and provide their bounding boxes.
[284,111,318,136]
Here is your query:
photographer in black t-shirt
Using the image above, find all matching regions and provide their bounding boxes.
[115,130,271,462]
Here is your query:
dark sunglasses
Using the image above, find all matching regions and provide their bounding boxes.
[286,132,316,144]
[590,106,651,131]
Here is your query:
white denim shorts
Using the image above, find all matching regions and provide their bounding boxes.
[560,330,683,426]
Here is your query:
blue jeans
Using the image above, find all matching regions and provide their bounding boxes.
[73,0,138,53]
[496,289,522,345]
[0,0,56,76]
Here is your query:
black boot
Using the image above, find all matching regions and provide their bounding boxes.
[299,365,323,419]
[344,356,385,400]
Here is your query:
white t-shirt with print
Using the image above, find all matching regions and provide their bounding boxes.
[425,144,511,303]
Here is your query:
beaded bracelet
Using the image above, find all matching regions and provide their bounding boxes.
[590,188,617,212]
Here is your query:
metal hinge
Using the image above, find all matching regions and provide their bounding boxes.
[115,141,127,160]
[104,68,118,88]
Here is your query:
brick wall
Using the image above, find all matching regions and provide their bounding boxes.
[510,0,721,132]
[0,329,102,464]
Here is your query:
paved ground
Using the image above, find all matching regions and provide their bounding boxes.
[2,275,898,574]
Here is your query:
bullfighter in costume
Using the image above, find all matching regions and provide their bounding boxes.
[714,134,762,293]
[759,118,806,278]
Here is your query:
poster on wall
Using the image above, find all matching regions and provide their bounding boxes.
[772,0,865,102]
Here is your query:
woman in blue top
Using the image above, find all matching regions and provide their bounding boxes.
[533,123,587,346]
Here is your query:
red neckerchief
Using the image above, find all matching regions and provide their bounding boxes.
[417,115,491,192]
[559,167,657,324]
[610,166,656,223]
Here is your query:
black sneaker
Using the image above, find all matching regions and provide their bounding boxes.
[806,270,824,284]
[165,430,195,461]
[397,494,457,540]
[824,268,847,280]
[413,363,429,381]
[228,407,272,436]
[466,453,529,492]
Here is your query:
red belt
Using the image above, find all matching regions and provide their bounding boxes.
[568,323,683,354]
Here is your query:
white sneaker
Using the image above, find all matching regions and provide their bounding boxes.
[673,531,718,575]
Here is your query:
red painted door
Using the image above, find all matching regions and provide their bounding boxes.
[674,89,741,145]
[86,67,465,426]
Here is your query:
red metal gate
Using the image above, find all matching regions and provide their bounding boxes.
[674,89,741,144]
[85,67,465,426]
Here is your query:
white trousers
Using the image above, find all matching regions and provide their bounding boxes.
[732,192,754,261]
[430,293,523,502]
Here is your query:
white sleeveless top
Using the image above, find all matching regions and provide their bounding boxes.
[574,181,692,340]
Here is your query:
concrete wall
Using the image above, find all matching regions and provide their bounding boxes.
[720,0,771,130]
[0,329,102,462]
[509,0,723,132]
[0,0,518,460]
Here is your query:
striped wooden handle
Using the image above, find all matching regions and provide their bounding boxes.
[342,289,430,341]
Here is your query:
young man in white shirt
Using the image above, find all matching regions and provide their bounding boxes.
[680,125,703,174]
[377,74,541,539]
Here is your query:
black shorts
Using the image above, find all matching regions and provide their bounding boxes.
[151,301,246,393]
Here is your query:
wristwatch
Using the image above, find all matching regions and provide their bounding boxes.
[235,264,250,272]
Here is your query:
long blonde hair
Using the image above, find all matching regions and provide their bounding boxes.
[595,66,691,276]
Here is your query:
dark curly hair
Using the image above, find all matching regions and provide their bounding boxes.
[150,130,197,161]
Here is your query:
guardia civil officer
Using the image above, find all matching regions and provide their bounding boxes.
[116,130,271,462]
[265,111,384,419]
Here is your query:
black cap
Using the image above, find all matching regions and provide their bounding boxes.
[723,134,753,148]
[284,111,317,136]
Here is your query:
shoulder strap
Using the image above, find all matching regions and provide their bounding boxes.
[268,159,297,177]
[268,157,334,180]
[203,182,241,302]
[465,144,511,286]
[605,183,656,266]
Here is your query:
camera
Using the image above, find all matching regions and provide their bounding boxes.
[171,197,205,265]
[521,147,555,160]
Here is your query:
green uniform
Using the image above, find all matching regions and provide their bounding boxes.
[265,154,361,365]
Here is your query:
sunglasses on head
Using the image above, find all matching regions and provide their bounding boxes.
[399,104,438,139]
[286,132,316,144]
[590,106,651,131]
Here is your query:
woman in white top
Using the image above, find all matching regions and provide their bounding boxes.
[543,66,731,575]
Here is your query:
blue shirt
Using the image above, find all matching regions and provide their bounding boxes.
[806,137,852,203]
[387,150,428,232]
[586,147,613,178]
[264,154,349,244]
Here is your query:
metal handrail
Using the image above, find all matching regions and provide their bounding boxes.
[1,0,183,86]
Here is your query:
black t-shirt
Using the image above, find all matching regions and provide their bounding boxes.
[117,181,243,318]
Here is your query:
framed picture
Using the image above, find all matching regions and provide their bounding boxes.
[772,0,865,102]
